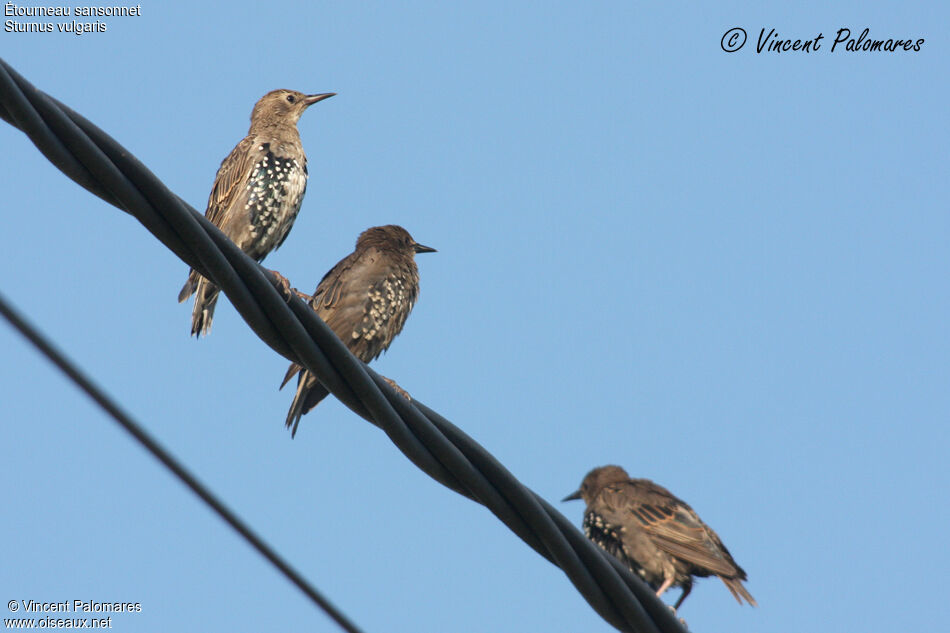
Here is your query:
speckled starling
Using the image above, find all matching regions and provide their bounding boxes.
[178,88,335,336]
[280,225,435,437]
[563,465,756,610]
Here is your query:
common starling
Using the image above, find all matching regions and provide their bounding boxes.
[563,465,756,610]
[280,225,435,437]
[178,88,335,336]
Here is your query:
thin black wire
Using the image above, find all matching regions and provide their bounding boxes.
[0,292,366,633]
[0,57,688,633]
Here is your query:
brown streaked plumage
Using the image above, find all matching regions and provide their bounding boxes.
[564,465,756,610]
[280,225,435,437]
[178,88,335,336]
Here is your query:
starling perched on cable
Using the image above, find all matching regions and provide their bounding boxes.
[178,88,335,336]
[563,465,756,610]
[280,225,435,437]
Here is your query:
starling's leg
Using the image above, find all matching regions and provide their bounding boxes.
[267,268,293,299]
[672,580,692,610]
[382,376,411,401]
[655,577,675,600]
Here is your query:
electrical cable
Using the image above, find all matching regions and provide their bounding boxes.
[0,291,366,633]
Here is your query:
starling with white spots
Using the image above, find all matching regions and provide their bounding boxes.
[281,225,435,437]
[178,88,335,336]
[564,465,756,610]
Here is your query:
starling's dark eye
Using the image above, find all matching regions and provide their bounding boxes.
[286,94,297,104]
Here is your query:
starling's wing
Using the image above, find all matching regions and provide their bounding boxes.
[313,249,396,362]
[609,481,742,578]
[204,136,258,228]
[312,250,361,311]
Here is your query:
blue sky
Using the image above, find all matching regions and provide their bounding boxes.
[2,2,947,632]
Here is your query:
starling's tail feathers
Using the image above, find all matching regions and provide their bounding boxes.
[285,371,329,438]
[280,363,302,390]
[178,269,200,303]
[286,372,309,437]
[721,577,757,607]
[190,278,220,337]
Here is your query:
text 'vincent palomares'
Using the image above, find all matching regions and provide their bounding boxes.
[17,601,143,613]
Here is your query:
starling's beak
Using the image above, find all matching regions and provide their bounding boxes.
[562,490,582,502]
[303,93,336,106]
[413,242,437,254]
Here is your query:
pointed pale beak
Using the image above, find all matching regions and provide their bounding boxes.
[303,93,336,106]
[413,243,437,254]
[562,490,582,502]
